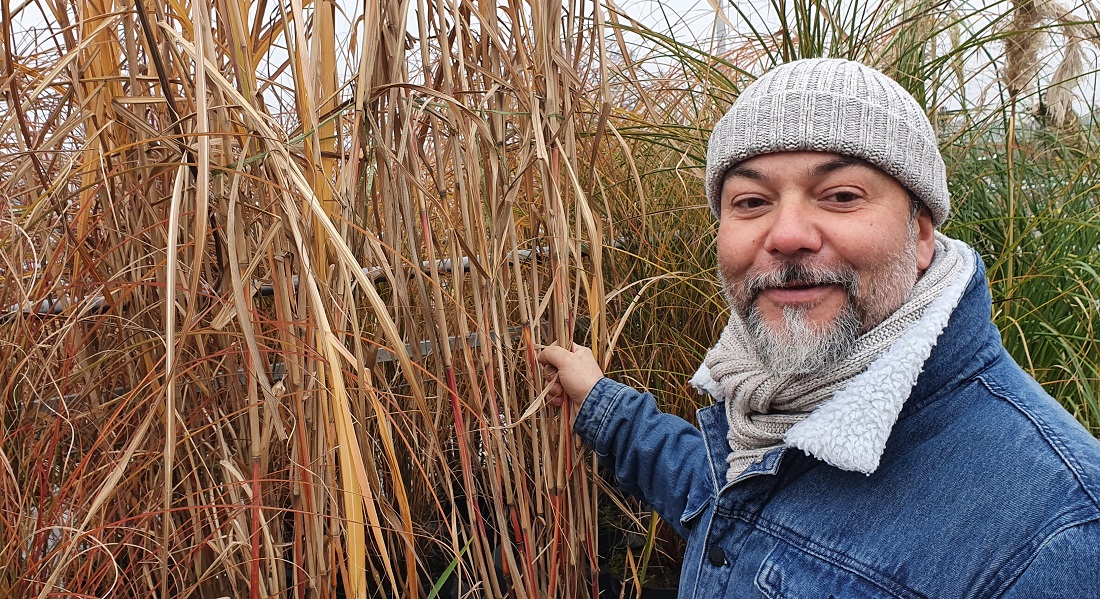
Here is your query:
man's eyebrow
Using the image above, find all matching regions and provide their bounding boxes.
[812,156,873,177]
[723,165,765,181]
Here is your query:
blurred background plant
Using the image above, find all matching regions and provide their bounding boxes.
[0,0,1096,596]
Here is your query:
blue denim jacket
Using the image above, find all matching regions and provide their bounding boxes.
[575,260,1100,598]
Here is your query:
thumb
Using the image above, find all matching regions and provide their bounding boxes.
[537,345,572,368]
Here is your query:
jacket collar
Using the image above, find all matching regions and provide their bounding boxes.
[901,249,1003,418]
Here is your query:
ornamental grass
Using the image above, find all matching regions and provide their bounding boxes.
[0,0,1097,596]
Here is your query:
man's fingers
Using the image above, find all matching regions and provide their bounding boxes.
[537,345,568,366]
[537,343,601,408]
[546,382,567,407]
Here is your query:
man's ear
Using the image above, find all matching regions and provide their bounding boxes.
[916,207,936,270]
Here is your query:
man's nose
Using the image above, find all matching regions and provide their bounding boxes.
[763,198,822,256]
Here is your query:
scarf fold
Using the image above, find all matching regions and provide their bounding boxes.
[693,234,974,482]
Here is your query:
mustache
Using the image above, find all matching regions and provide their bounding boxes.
[744,262,859,296]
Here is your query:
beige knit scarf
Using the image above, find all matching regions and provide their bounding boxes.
[703,236,968,482]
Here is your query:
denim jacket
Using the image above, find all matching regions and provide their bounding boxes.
[575,257,1100,598]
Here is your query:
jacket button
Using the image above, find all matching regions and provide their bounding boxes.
[707,545,726,566]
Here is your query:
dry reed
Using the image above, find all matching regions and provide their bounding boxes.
[1,0,624,594]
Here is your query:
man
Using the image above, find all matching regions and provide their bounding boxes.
[538,59,1100,597]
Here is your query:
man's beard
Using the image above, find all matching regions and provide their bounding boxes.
[721,236,920,376]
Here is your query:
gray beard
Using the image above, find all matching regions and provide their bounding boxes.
[746,302,862,376]
[726,225,920,377]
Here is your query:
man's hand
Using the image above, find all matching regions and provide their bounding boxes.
[537,343,604,407]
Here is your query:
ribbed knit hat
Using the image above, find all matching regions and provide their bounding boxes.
[706,59,949,226]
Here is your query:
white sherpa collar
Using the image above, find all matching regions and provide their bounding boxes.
[691,237,977,475]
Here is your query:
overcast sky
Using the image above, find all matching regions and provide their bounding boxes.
[9,0,1098,113]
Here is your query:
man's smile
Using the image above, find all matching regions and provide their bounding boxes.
[758,282,844,306]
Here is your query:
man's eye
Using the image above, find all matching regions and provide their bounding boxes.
[731,197,768,211]
[827,191,860,203]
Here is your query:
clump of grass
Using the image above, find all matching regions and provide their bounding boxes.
[3,0,611,594]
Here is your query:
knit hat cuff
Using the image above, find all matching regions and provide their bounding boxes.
[706,85,950,226]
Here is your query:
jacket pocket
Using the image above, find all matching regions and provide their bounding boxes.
[755,542,921,599]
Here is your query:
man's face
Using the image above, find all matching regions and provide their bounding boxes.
[716,151,936,375]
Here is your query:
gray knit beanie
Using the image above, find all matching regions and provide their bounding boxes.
[706,58,949,226]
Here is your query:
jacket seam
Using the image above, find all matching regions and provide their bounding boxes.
[735,513,927,599]
[753,542,915,599]
[991,516,1100,597]
[696,408,722,495]
[978,373,1100,510]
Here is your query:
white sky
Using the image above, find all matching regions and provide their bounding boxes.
[8,0,1099,116]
